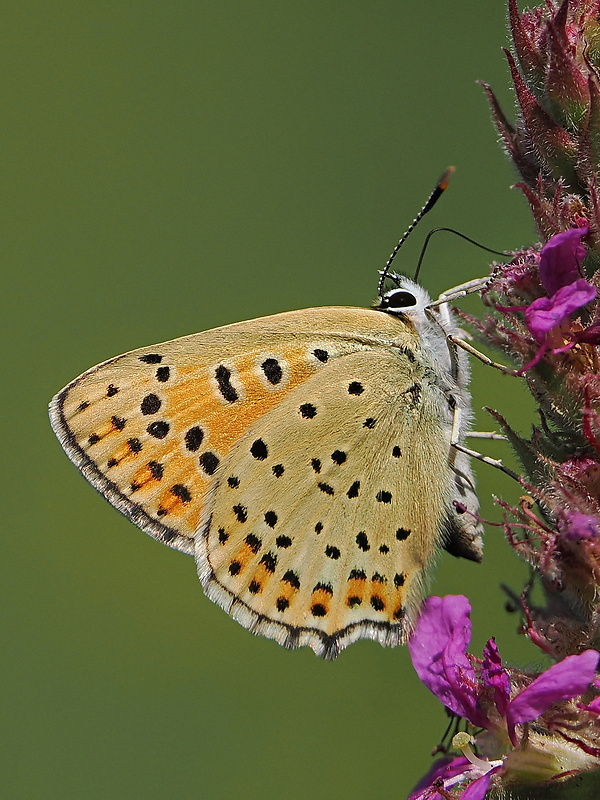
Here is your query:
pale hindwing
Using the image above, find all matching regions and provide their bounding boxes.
[197,349,455,659]
[49,307,417,556]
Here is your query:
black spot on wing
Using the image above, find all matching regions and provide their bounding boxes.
[282,570,300,589]
[261,358,283,385]
[170,484,192,503]
[264,510,278,528]
[250,439,268,460]
[346,481,360,498]
[127,438,142,453]
[348,569,366,581]
[370,596,385,612]
[147,420,169,439]
[184,426,204,451]
[215,365,238,402]
[260,552,277,573]
[141,394,161,415]
[318,482,334,495]
[148,460,163,479]
[139,354,162,364]
[299,403,317,419]
[356,532,370,551]
[244,533,262,553]
[376,490,392,504]
[199,451,219,474]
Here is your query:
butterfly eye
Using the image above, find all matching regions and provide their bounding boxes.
[382,290,418,310]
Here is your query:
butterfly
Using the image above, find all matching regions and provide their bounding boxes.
[49,269,484,659]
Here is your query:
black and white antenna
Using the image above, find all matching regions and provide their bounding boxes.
[377,166,454,297]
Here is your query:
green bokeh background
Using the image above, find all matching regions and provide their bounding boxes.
[4,3,543,798]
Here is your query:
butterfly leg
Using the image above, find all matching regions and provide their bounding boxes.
[450,404,520,482]
[426,279,488,336]
[426,281,518,376]
[432,277,490,307]
[466,431,507,440]
[447,335,518,376]
[430,278,519,376]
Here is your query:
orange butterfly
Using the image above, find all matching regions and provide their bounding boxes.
[49,170,484,658]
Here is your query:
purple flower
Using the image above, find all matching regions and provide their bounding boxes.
[507,648,599,726]
[561,510,600,541]
[408,755,471,800]
[407,595,600,797]
[524,279,597,344]
[407,595,489,729]
[497,227,599,372]
[538,226,588,295]
[408,755,501,800]
[481,638,509,719]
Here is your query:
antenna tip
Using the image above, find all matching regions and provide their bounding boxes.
[438,166,455,191]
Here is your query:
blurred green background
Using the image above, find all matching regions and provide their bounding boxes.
[4,2,541,798]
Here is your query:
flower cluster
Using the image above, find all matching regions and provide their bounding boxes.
[408,597,600,799]
[464,0,600,642]
[408,2,600,797]
[497,227,598,372]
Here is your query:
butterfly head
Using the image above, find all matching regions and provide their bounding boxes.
[377,274,431,318]
[377,272,460,374]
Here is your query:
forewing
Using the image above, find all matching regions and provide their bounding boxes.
[197,349,455,658]
[49,307,410,555]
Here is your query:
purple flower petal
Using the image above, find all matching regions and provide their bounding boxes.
[460,769,495,800]
[539,227,588,295]
[482,638,510,718]
[524,278,597,342]
[408,756,471,800]
[563,511,600,540]
[408,596,489,728]
[507,650,600,726]
[582,696,600,714]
